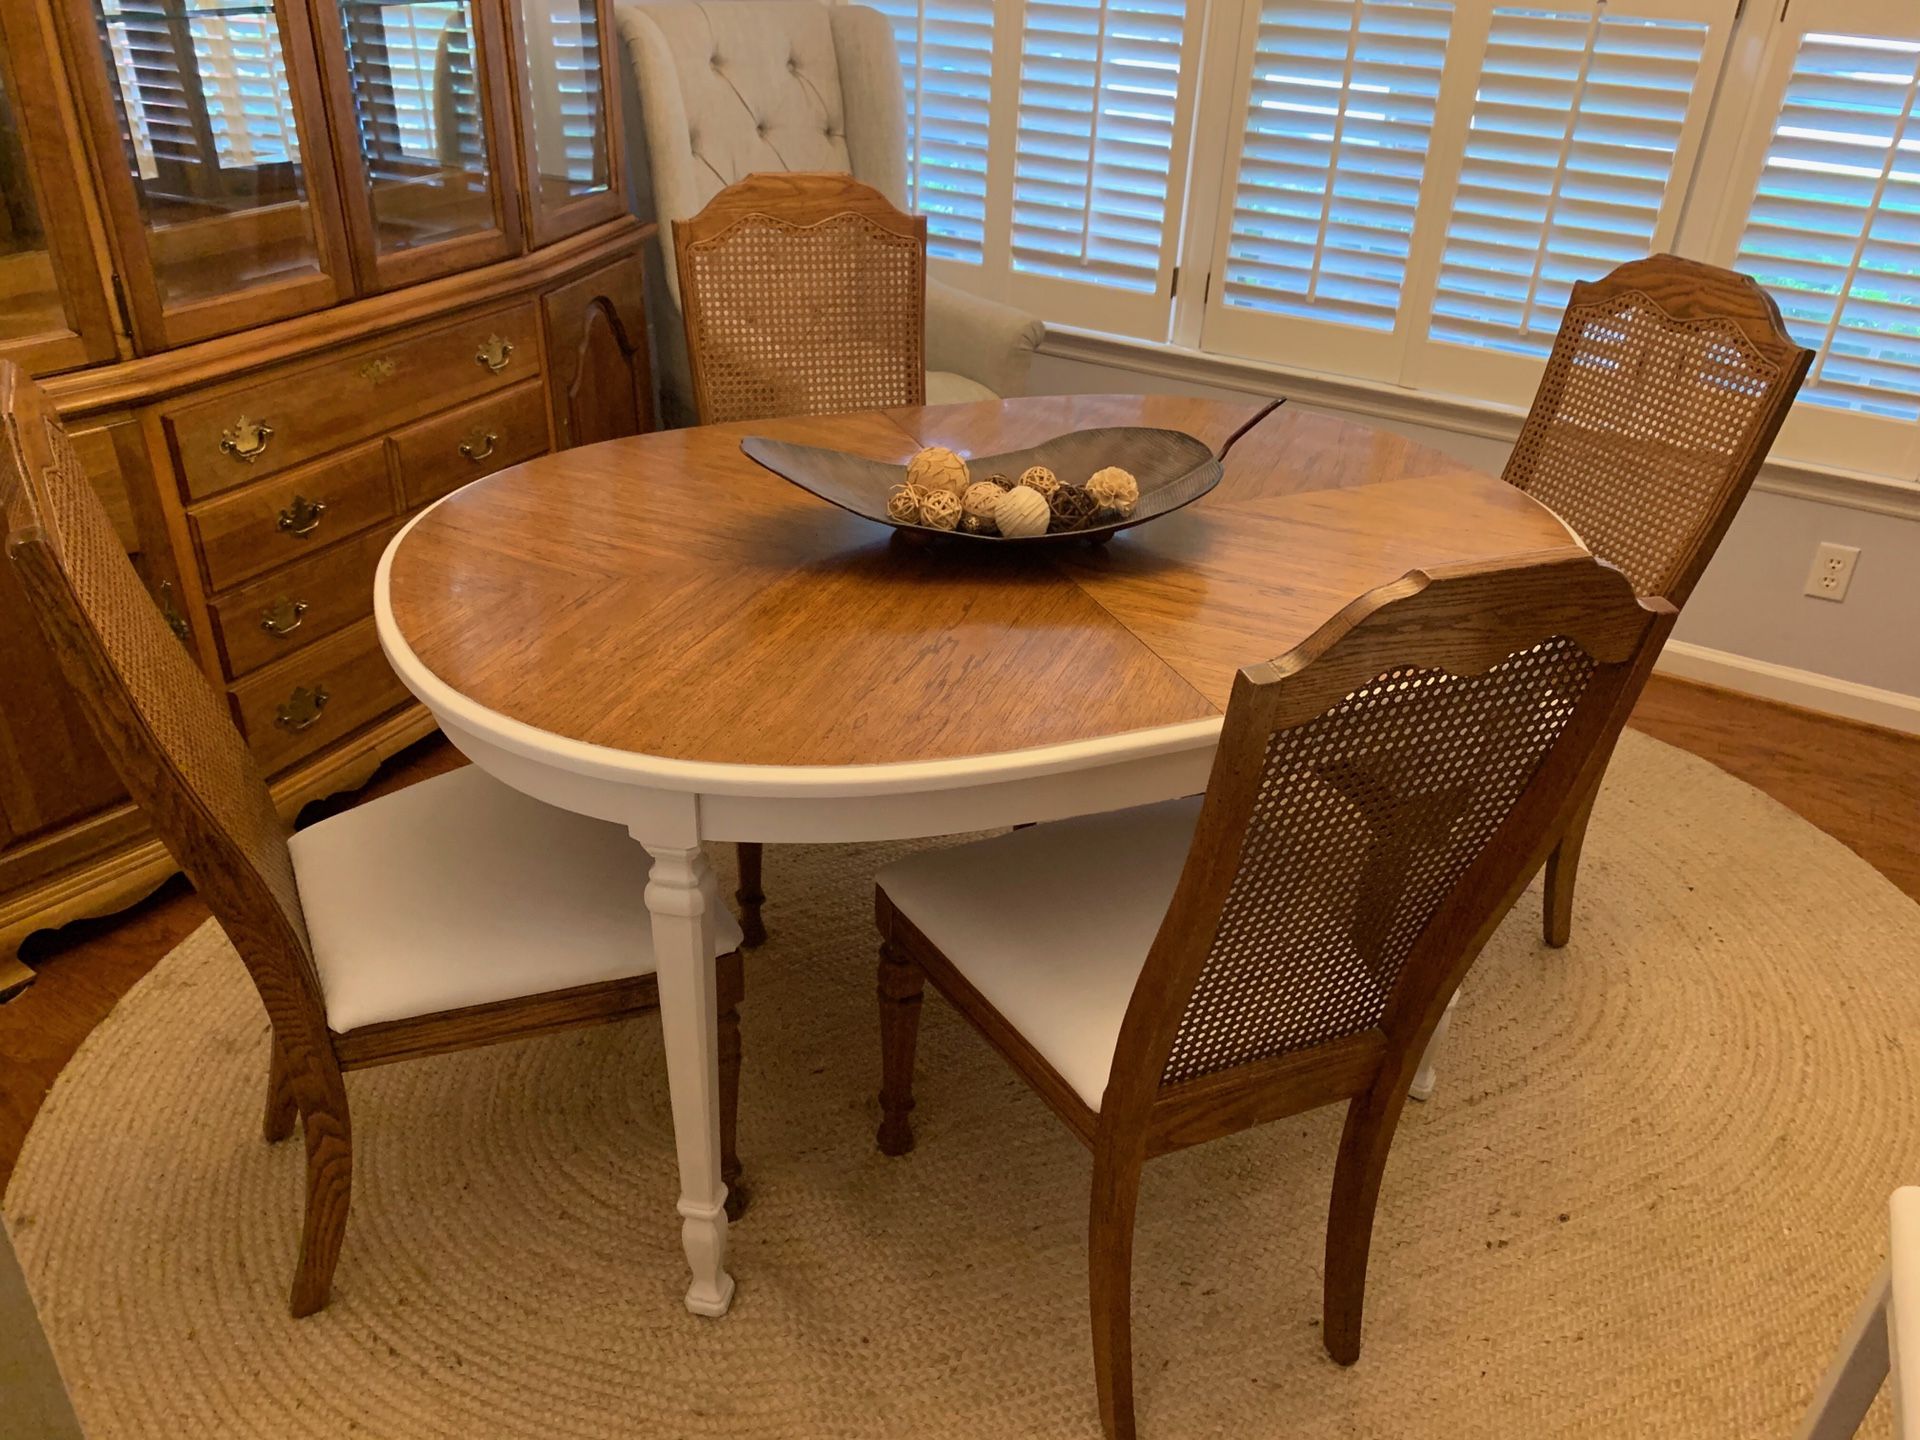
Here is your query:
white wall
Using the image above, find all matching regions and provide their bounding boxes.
[1030,349,1920,731]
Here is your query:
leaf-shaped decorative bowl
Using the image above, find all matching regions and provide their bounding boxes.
[740,426,1223,544]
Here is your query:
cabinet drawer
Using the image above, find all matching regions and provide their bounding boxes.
[392,378,550,507]
[191,441,397,594]
[209,520,401,680]
[229,618,410,775]
[166,301,540,501]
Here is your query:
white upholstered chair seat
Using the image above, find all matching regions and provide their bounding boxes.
[925,371,998,406]
[875,797,1204,1111]
[289,766,742,1034]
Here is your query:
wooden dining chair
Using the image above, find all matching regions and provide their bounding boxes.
[1506,254,1812,947]
[0,361,747,1318]
[675,168,929,945]
[872,553,1677,1439]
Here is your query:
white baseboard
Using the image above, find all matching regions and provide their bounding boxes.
[1656,640,1920,737]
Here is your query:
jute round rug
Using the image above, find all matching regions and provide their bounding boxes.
[7,732,1918,1438]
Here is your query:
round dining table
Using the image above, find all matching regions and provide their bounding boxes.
[373,392,1583,1318]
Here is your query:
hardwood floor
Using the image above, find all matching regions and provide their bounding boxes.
[1,677,1917,1195]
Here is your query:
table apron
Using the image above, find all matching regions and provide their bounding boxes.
[436,713,1218,844]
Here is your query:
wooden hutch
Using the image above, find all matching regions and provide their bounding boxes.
[0,0,653,983]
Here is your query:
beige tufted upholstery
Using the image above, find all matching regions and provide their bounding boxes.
[616,0,1042,423]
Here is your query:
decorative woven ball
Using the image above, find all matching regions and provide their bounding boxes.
[907,446,971,499]
[1086,465,1140,518]
[993,484,1050,538]
[918,487,962,531]
[960,481,1003,528]
[959,513,995,535]
[1047,483,1099,533]
[886,483,927,525]
[984,472,1015,491]
[1017,465,1060,498]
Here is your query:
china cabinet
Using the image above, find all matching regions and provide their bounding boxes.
[0,0,653,981]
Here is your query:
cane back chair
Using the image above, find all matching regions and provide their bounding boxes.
[873,554,1676,1439]
[1506,254,1811,946]
[674,168,928,943]
[0,362,747,1317]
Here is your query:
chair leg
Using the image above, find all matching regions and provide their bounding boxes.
[1324,1076,1413,1365]
[876,939,925,1156]
[1408,991,1459,1103]
[1090,1146,1145,1440]
[735,842,767,949]
[718,949,749,1222]
[1542,778,1600,949]
[289,1088,352,1319]
[263,1034,298,1143]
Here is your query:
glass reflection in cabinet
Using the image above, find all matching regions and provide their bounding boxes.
[341,0,497,254]
[519,0,609,209]
[0,34,65,342]
[92,0,323,306]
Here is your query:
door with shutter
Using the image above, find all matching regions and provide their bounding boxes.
[1711,0,1920,477]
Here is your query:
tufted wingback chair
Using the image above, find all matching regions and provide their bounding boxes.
[615,0,1046,426]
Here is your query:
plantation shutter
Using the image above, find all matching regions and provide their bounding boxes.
[1008,0,1192,301]
[1201,0,1457,380]
[873,0,994,265]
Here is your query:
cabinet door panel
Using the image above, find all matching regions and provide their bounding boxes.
[542,254,650,449]
[315,0,524,291]
[510,0,624,245]
[0,0,118,373]
[56,0,354,349]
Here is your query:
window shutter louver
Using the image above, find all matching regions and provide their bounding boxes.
[873,0,993,265]
[1427,5,1717,359]
[1009,0,1188,295]
[1218,0,1453,331]
[1732,28,1920,424]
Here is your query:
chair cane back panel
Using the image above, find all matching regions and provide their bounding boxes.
[1161,638,1599,1087]
[1107,555,1675,1114]
[675,172,927,425]
[0,364,321,1009]
[1504,254,1812,604]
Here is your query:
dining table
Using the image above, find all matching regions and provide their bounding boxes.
[373,392,1585,1318]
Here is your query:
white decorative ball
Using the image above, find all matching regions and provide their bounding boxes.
[907,446,970,499]
[994,484,1050,538]
[1087,466,1140,518]
[918,488,962,531]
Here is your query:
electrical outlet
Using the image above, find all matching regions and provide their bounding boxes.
[1803,542,1860,602]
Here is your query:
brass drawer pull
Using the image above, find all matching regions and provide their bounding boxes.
[459,429,498,463]
[277,495,327,538]
[476,334,514,373]
[260,597,308,636]
[275,684,330,732]
[219,416,273,463]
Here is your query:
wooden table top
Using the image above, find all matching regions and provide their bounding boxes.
[384,395,1582,769]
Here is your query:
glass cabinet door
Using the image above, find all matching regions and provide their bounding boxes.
[0,0,120,372]
[62,0,353,348]
[512,0,623,245]
[318,0,523,289]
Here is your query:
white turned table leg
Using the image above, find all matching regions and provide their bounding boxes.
[642,841,735,1317]
[1409,990,1460,1103]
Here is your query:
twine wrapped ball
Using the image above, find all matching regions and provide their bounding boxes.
[961,481,1004,528]
[918,488,963,531]
[1047,483,1099,533]
[993,484,1050,538]
[886,483,927,525]
[1017,465,1060,498]
[1087,465,1140,518]
[907,446,971,499]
